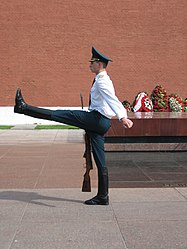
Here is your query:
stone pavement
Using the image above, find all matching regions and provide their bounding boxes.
[0,129,187,249]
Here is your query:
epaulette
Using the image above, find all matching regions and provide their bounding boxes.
[98,75,104,79]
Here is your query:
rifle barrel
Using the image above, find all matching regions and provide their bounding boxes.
[80,92,84,110]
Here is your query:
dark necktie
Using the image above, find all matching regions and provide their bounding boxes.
[89,78,95,107]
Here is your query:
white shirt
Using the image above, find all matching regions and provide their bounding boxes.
[88,71,127,120]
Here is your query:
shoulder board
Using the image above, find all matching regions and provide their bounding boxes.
[98,75,104,79]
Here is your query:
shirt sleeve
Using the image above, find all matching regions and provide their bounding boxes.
[97,78,128,120]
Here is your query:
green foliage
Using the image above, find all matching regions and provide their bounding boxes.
[0,125,14,129]
[35,125,79,130]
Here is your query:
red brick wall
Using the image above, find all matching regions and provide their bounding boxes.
[0,0,186,107]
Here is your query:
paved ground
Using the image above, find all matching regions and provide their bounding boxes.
[0,128,187,249]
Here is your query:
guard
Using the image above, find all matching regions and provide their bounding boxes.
[14,47,133,205]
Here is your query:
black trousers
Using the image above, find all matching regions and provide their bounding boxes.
[24,106,111,170]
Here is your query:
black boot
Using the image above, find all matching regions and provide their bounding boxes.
[14,88,27,114]
[84,167,109,205]
[14,88,52,120]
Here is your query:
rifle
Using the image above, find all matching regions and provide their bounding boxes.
[80,92,93,192]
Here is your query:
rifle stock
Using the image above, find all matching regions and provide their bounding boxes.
[82,132,93,192]
[80,92,93,192]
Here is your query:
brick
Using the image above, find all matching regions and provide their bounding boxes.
[0,0,186,107]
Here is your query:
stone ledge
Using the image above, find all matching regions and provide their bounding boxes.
[105,112,187,151]
[106,112,187,137]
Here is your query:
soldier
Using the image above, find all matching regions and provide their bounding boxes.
[14,47,133,205]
